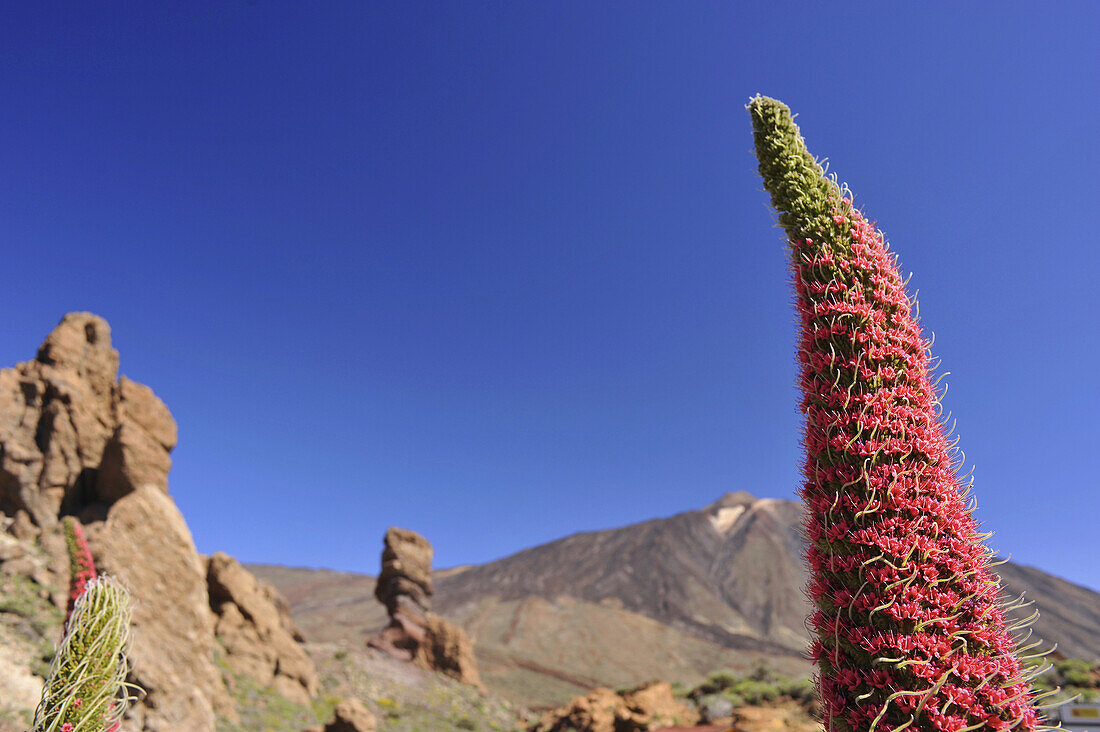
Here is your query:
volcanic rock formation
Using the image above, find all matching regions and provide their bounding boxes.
[368,527,482,688]
[0,313,317,731]
[86,484,235,729]
[531,680,699,732]
[0,313,175,527]
[207,551,319,706]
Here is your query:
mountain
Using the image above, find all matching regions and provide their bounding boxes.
[436,491,807,653]
[253,492,1100,708]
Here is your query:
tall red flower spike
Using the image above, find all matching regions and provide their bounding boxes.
[62,516,98,625]
[748,96,1051,732]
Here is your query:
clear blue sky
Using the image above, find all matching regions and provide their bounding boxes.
[2,3,1097,591]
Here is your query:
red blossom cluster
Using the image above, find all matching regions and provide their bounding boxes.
[749,96,1044,732]
[62,516,98,625]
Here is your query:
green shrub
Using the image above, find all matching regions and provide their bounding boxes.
[782,678,813,702]
[730,679,780,705]
[1057,660,1096,688]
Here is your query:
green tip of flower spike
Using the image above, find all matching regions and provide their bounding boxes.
[747,95,838,242]
[33,576,136,732]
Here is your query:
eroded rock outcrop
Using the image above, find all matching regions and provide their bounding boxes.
[418,611,482,691]
[368,527,482,688]
[531,681,699,732]
[369,527,434,661]
[0,314,315,730]
[96,376,176,503]
[307,698,377,732]
[207,551,319,706]
[0,313,175,528]
[87,485,235,730]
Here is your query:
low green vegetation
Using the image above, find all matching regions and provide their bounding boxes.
[312,646,523,732]
[0,572,63,639]
[685,664,815,710]
[0,571,63,678]
[215,646,331,732]
[1031,658,1100,704]
[218,643,524,731]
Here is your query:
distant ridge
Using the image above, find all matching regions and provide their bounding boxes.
[252,492,1100,706]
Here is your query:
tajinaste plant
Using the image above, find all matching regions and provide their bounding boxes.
[62,516,98,626]
[748,96,1050,732]
[32,576,134,732]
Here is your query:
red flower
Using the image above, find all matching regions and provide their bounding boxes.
[62,517,99,626]
[750,96,1041,732]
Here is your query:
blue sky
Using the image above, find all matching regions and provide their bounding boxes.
[2,3,1098,591]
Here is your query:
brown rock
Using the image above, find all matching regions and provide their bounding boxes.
[321,699,377,732]
[263,575,307,643]
[88,485,235,731]
[417,611,483,690]
[96,377,176,502]
[0,315,294,730]
[531,681,698,732]
[620,681,699,729]
[729,701,818,732]
[368,607,426,662]
[531,687,624,732]
[0,313,181,527]
[8,510,38,540]
[0,314,118,526]
[117,377,177,451]
[0,534,26,562]
[374,527,433,615]
[0,555,36,580]
[207,551,319,706]
[368,527,434,661]
[35,313,118,473]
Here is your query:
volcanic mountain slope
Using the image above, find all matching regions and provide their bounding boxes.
[253,492,1100,707]
[436,491,808,654]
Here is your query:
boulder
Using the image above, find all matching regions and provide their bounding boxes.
[207,551,319,706]
[729,701,819,732]
[531,687,623,732]
[88,485,235,731]
[531,681,698,732]
[314,699,377,732]
[696,693,734,724]
[621,681,699,729]
[418,611,483,689]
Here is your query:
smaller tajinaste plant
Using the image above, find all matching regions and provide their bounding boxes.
[32,575,135,732]
[61,517,97,626]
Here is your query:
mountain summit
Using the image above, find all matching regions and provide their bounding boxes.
[435,492,809,654]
